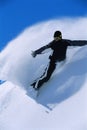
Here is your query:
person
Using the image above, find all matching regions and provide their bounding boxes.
[31,31,87,90]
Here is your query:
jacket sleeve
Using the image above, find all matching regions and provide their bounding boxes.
[68,40,87,46]
[34,42,52,54]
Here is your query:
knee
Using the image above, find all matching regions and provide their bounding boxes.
[44,77,50,82]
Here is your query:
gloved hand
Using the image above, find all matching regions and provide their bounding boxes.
[31,51,37,57]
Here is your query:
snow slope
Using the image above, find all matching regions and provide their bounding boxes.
[0,18,87,130]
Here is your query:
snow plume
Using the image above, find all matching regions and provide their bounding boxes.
[0,17,87,88]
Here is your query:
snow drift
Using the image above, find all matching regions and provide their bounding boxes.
[0,18,87,130]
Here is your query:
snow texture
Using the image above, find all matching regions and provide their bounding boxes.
[0,18,87,130]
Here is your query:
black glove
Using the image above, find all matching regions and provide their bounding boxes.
[31,51,37,57]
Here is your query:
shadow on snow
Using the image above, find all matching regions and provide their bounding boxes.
[27,49,87,111]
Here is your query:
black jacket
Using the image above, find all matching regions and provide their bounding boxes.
[34,39,87,62]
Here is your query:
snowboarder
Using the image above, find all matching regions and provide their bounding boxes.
[31,31,87,90]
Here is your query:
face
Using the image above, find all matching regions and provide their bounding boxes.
[54,35,62,41]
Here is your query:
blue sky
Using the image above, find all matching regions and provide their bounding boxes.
[0,0,87,51]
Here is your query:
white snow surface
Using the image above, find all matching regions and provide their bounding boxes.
[0,18,87,130]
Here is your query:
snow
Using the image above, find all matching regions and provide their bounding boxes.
[0,18,87,130]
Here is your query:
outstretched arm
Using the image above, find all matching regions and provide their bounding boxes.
[31,42,52,57]
[69,40,87,46]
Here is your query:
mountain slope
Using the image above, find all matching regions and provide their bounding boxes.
[0,19,87,130]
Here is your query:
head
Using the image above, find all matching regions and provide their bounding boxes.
[54,31,62,41]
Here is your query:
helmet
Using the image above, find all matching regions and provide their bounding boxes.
[54,31,62,37]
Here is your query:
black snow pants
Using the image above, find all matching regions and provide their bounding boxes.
[34,59,56,89]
